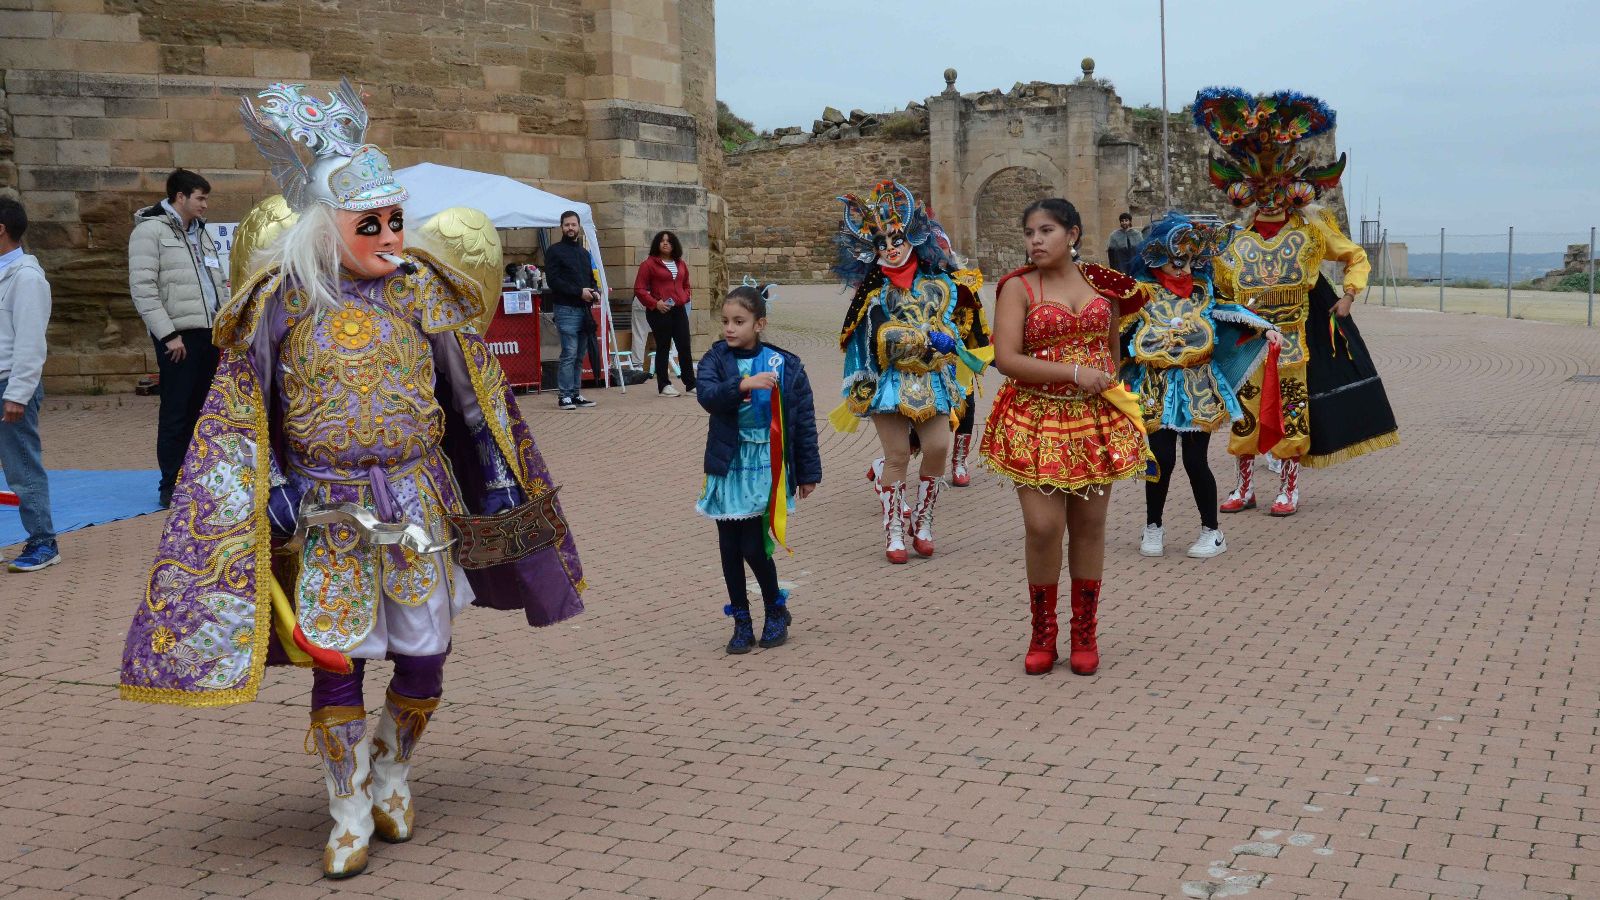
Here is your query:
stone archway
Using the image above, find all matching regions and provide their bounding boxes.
[972,166,1051,279]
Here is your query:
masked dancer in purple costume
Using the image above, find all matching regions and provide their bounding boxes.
[118,80,584,879]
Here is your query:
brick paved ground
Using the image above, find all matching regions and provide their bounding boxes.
[2,289,1598,900]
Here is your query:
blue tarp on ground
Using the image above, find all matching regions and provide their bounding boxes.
[0,469,162,547]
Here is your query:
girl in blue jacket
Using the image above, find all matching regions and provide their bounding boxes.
[695,283,822,654]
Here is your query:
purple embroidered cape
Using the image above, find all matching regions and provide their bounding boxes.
[120,250,584,707]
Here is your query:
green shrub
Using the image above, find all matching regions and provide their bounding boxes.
[880,113,923,138]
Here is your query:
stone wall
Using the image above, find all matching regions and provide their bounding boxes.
[722,134,930,285]
[722,69,1351,285]
[1,0,722,391]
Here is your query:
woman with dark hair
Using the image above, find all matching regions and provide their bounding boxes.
[633,229,696,396]
[980,198,1153,677]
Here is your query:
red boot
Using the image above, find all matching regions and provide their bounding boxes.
[1269,458,1300,516]
[1219,455,1255,513]
[951,434,972,487]
[1067,579,1101,675]
[1024,584,1058,675]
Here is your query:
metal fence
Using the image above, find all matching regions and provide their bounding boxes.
[1370,227,1597,327]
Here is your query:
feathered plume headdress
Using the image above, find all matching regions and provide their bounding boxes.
[239,78,408,213]
[1192,87,1346,212]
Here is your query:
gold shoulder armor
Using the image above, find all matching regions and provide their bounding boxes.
[401,248,489,334]
[213,268,283,350]
[408,207,504,334]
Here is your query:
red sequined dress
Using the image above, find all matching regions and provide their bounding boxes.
[980,264,1150,494]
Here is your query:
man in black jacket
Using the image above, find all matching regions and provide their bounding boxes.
[545,211,600,409]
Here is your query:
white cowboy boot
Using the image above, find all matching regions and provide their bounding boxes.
[307,707,374,879]
[1220,455,1256,512]
[910,476,944,558]
[882,481,908,564]
[1270,458,1300,516]
[369,689,439,844]
[950,434,973,487]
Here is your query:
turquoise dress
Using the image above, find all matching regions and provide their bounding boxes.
[696,356,796,520]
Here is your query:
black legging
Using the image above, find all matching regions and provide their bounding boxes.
[646,304,696,390]
[716,518,779,611]
[1145,430,1218,529]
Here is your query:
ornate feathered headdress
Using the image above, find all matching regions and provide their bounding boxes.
[240,78,408,213]
[1136,211,1238,274]
[831,179,954,287]
[1193,87,1346,212]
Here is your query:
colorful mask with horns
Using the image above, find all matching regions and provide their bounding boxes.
[833,180,953,286]
[1192,87,1347,214]
[1137,212,1238,273]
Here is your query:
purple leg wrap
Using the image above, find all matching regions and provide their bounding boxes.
[390,652,447,700]
[311,658,366,710]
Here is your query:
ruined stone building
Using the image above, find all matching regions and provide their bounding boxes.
[1,0,722,392]
[723,61,1346,285]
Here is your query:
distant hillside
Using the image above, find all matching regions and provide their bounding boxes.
[1406,252,1563,284]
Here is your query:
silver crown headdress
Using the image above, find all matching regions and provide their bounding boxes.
[240,78,408,213]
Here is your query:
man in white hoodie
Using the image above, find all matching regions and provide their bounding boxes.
[0,195,59,572]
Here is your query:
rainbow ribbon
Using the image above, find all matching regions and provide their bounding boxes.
[764,380,792,557]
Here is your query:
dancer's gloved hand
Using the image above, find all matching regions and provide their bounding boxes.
[267,482,302,537]
[473,421,525,515]
[480,483,523,516]
[926,330,957,354]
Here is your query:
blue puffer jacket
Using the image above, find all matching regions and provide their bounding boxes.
[696,340,822,486]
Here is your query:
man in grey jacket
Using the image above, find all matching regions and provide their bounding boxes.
[128,169,226,507]
[0,196,59,572]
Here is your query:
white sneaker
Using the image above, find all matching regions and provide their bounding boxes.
[1139,524,1164,557]
[1187,527,1227,558]
[659,384,680,397]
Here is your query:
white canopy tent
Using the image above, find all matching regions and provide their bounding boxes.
[394,162,620,388]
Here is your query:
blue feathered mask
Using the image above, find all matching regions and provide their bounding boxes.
[1135,211,1239,278]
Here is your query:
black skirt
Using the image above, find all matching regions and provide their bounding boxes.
[1302,276,1400,467]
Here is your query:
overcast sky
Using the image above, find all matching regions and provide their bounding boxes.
[717,0,1598,253]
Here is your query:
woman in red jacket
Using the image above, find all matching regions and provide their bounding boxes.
[634,230,697,396]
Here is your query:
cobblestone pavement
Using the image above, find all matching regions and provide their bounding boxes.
[2,287,1598,900]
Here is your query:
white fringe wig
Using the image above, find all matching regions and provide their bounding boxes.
[254,202,346,314]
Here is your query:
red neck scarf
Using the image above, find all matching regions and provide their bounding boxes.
[882,257,919,291]
[1253,215,1289,240]
[1153,268,1194,297]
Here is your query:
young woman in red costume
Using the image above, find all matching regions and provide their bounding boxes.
[981,199,1151,676]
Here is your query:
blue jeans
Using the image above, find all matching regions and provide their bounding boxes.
[553,304,588,400]
[0,381,55,546]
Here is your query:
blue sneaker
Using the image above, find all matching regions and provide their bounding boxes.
[8,540,60,572]
[759,590,791,649]
[724,605,754,655]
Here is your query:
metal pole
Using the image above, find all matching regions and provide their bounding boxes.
[1506,226,1513,318]
[1380,229,1389,307]
[1439,227,1445,313]
[1159,0,1171,209]
[1588,226,1595,328]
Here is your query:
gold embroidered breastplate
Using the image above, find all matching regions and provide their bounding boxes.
[1133,287,1215,369]
[1215,223,1326,314]
[277,290,444,478]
